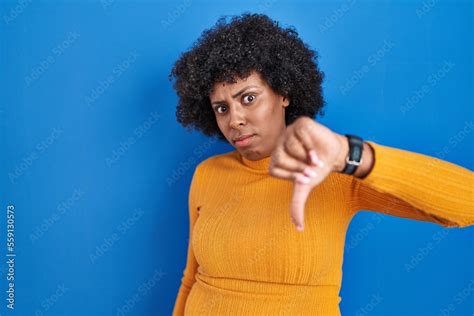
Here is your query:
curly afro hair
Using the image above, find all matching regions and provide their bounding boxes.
[169,13,326,141]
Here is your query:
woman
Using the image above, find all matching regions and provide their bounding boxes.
[169,13,473,315]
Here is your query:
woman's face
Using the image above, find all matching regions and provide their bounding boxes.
[209,71,290,161]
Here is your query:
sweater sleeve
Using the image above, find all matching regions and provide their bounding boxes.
[172,166,202,316]
[349,141,474,228]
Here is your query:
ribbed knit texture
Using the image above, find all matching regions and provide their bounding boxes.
[172,141,474,315]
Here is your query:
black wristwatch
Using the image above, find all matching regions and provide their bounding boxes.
[341,134,364,175]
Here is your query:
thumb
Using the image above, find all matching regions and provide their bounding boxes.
[290,180,313,232]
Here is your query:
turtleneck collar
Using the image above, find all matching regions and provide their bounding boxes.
[239,152,272,171]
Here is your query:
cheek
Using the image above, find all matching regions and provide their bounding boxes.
[215,116,230,138]
[260,103,282,124]
[215,117,225,131]
[253,104,274,122]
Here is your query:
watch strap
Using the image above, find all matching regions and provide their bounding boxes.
[341,134,364,175]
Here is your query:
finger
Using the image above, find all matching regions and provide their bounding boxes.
[269,166,317,183]
[294,124,317,161]
[269,165,296,180]
[293,125,325,168]
[273,151,314,174]
[291,180,313,232]
[309,150,325,168]
[283,134,307,163]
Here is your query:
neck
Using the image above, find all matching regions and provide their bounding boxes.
[240,153,272,171]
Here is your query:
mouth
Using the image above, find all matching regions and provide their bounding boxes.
[233,134,255,147]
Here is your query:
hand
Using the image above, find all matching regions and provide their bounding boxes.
[268,117,347,232]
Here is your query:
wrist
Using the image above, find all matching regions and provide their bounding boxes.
[353,141,374,179]
[333,133,350,173]
[332,134,374,179]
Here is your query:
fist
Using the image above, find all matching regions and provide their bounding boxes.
[268,116,345,231]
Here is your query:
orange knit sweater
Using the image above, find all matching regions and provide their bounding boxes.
[172,141,473,315]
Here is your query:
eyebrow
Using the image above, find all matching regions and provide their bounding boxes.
[211,85,259,105]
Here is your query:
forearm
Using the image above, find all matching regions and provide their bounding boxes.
[332,133,375,179]
[348,140,474,227]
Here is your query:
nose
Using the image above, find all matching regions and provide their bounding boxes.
[228,104,246,130]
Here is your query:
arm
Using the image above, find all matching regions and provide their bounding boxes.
[336,137,474,228]
[172,166,201,316]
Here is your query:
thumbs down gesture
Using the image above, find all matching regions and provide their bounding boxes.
[268,117,348,232]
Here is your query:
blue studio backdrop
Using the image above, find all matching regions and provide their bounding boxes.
[1,0,473,315]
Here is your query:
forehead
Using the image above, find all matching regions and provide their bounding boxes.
[209,72,267,99]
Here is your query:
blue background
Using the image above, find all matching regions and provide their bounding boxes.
[1,0,473,315]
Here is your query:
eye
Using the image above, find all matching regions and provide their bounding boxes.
[215,105,227,114]
[213,94,255,115]
[243,94,256,104]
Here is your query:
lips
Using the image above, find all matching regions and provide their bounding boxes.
[233,134,255,147]
[233,134,254,143]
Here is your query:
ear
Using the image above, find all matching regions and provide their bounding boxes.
[282,96,290,108]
